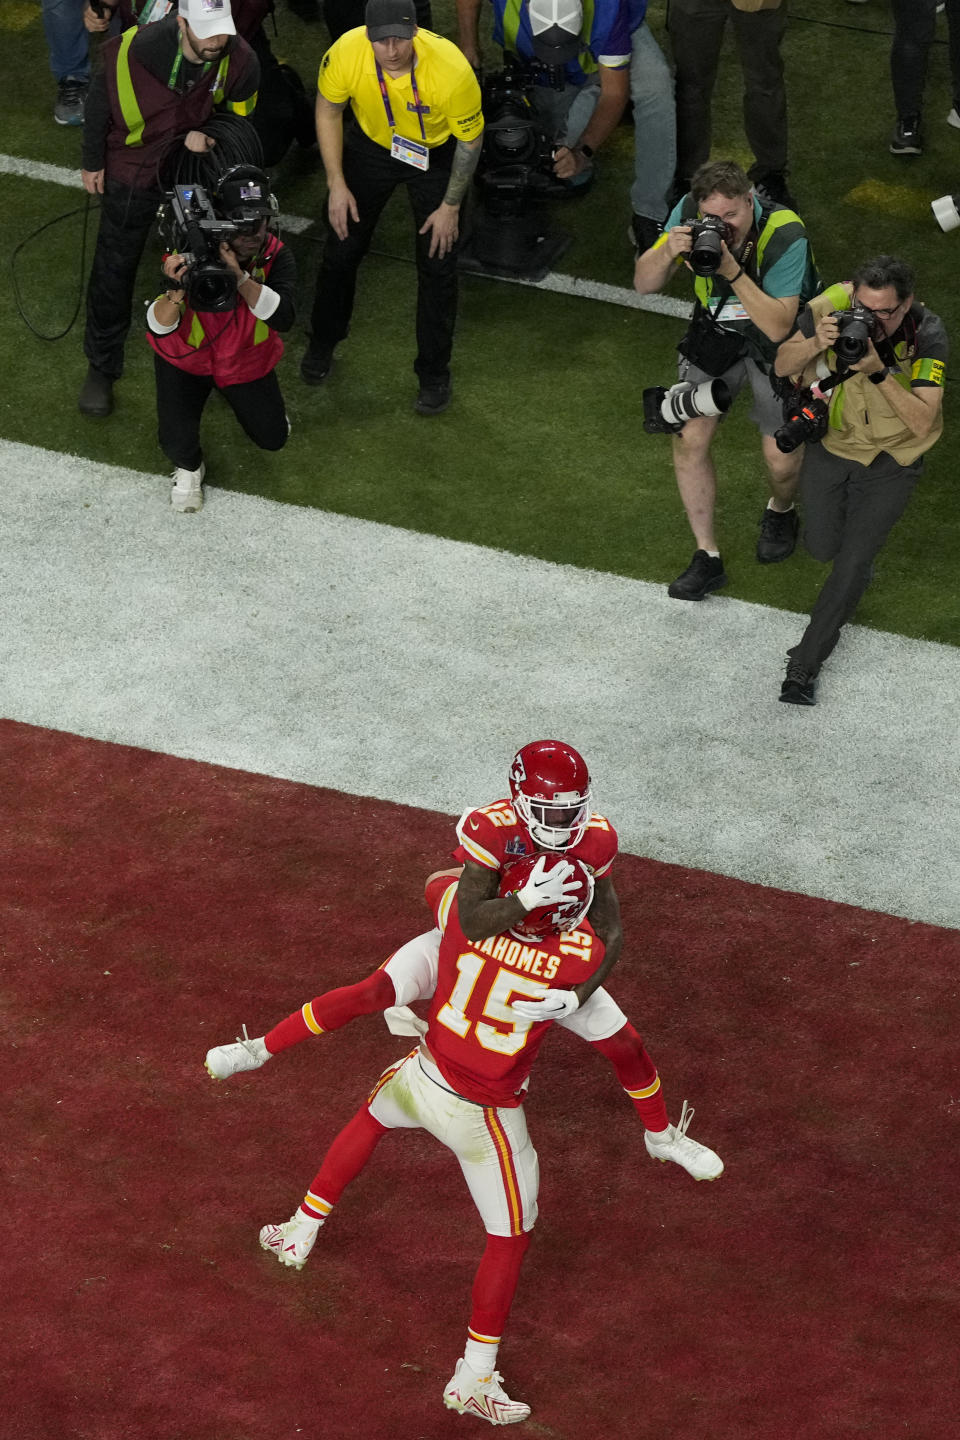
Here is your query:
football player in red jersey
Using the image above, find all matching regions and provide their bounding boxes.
[204,857,723,1427]
[454,740,623,1020]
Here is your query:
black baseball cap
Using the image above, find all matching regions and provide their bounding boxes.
[365,0,416,41]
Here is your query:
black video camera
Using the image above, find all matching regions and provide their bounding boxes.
[773,385,829,453]
[831,302,880,365]
[687,215,734,277]
[161,184,244,313]
[476,60,562,213]
[643,378,732,434]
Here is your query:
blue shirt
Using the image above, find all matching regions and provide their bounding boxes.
[491,0,645,84]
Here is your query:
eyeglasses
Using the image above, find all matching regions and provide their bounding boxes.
[852,295,904,319]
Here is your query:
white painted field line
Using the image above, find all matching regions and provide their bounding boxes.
[1,150,689,315]
[2,440,959,931]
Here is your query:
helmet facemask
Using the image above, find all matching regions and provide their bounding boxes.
[512,789,591,851]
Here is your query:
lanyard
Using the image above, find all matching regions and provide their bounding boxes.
[375,56,427,143]
[168,38,214,91]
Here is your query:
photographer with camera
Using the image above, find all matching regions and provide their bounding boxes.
[78,0,260,419]
[634,159,818,601]
[147,165,295,513]
[773,257,947,706]
[458,0,666,211]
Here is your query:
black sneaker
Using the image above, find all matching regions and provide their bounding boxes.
[756,506,799,563]
[54,77,88,127]
[667,550,727,601]
[414,381,451,415]
[752,171,797,209]
[300,342,334,385]
[890,116,923,155]
[629,213,662,256]
[779,660,816,706]
[78,365,114,418]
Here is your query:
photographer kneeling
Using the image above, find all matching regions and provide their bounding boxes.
[773,257,947,707]
[634,160,818,601]
[148,165,296,514]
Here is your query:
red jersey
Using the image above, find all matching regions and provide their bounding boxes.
[422,876,606,1108]
[454,799,618,879]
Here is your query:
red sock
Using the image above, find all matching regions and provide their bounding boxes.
[469,1231,532,1340]
[592,1023,670,1132]
[305,1104,388,1207]
[265,970,396,1053]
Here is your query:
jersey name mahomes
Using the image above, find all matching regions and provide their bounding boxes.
[468,927,594,982]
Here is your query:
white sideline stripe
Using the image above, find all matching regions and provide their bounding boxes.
[1,151,684,314]
[2,439,959,932]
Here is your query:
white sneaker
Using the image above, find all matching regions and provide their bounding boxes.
[204,1026,270,1079]
[645,1100,724,1181]
[948,108,960,130]
[171,460,205,513]
[259,1212,319,1269]
[442,1359,530,1425]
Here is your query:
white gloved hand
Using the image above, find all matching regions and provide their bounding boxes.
[384,1005,429,1037]
[515,855,579,912]
[511,989,580,1022]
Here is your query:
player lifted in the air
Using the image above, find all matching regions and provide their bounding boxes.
[204,856,723,1427]
[454,740,623,1021]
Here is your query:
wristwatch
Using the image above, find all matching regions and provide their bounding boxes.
[869,367,889,385]
[577,143,595,160]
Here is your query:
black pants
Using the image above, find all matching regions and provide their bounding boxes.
[85,179,162,380]
[891,0,960,117]
[791,444,922,675]
[309,126,458,386]
[667,0,787,182]
[153,352,288,471]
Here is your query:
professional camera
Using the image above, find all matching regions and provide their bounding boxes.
[773,385,829,453]
[158,166,276,313]
[687,215,733,277]
[831,302,879,365]
[460,58,571,280]
[642,378,732,434]
[477,61,558,183]
[932,190,960,232]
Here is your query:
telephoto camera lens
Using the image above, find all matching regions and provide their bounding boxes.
[643,378,732,433]
[664,377,731,426]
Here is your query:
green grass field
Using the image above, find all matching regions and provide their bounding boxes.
[3,0,959,645]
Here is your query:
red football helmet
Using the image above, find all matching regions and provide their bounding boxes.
[499,854,595,941]
[508,739,593,851]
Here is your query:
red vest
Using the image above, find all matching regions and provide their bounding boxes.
[147,234,284,386]
[104,21,256,188]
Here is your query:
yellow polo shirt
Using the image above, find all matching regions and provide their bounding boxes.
[318,26,484,151]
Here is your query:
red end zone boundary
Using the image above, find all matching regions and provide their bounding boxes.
[3,720,958,1440]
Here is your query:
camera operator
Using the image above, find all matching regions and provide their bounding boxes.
[457,0,646,191]
[634,159,818,601]
[147,166,295,514]
[773,256,947,706]
[78,0,260,420]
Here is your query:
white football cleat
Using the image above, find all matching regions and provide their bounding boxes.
[442,1360,530,1426]
[204,1026,270,1080]
[645,1101,724,1181]
[259,1212,319,1270]
[171,461,205,513]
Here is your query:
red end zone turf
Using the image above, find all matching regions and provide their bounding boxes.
[2,720,958,1440]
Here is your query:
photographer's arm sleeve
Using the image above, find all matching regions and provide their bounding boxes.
[252,246,297,333]
[80,69,111,172]
[220,46,261,117]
